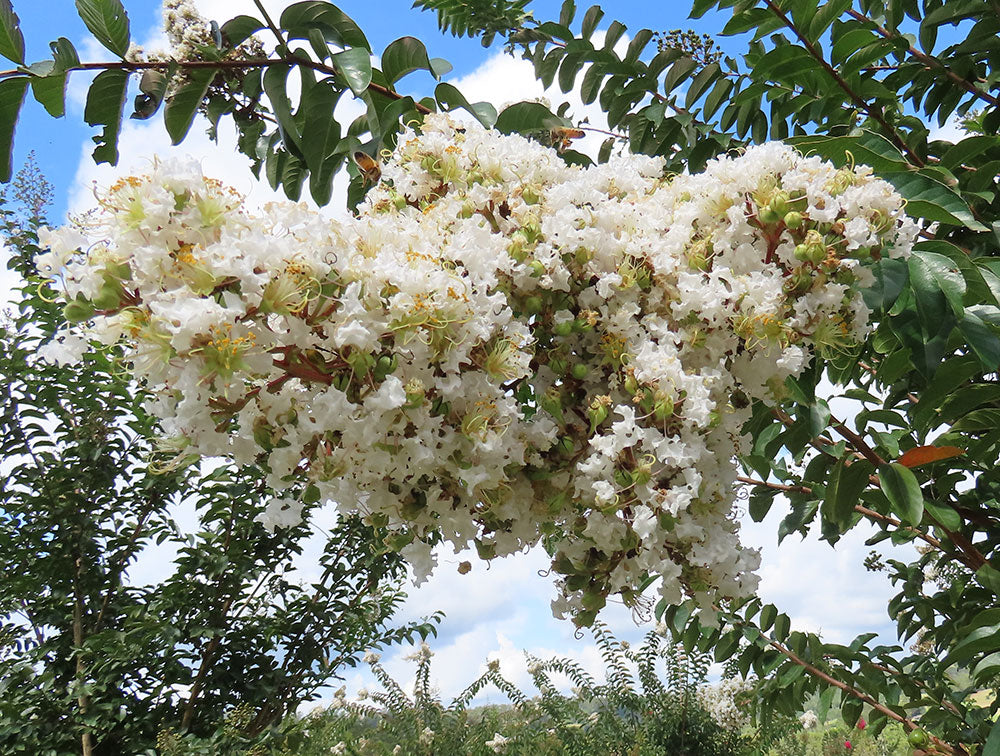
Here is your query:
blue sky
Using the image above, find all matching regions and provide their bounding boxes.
[5,0,940,706]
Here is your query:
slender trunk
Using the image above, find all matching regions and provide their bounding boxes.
[73,555,94,756]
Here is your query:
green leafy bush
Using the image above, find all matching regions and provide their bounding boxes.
[282,623,790,756]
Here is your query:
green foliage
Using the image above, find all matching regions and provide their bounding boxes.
[412,0,533,48]
[0,161,438,754]
[280,624,788,756]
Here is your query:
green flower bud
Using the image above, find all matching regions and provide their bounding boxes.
[458,201,475,219]
[62,297,95,323]
[588,396,610,433]
[758,206,780,225]
[92,282,122,311]
[528,260,546,277]
[570,363,588,380]
[783,211,803,229]
[553,320,574,337]
[771,191,789,215]
[524,295,544,315]
[653,396,675,422]
[373,354,397,380]
[522,187,541,205]
[794,243,811,261]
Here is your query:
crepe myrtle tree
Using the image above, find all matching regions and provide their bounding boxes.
[0,161,440,755]
[2,0,1000,754]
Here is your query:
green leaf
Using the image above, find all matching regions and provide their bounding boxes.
[495,101,563,135]
[381,37,436,85]
[580,4,603,39]
[221,15,264,47]
[75,0,130,58]
[984,718,1000,756]
[922,500,961,531]
[959,308,1000,371]
[0,76,26,181]
[263,65,302,151]
[164,67,216,145]
[863,258,908,313]
[685,62,720,109]
[807,0,851,42]
[559,0,575,27]
[0,0,24,64]
[976,564,1000,595]
[429,57,452,78]
[84,68,128,164]
[50,37,80,71]
[434,82,497,128]
[30,71,67,118]
[759,604,777,632]
[824,459,872,532]
[886,171,988,231]
[662,57,697,95]
[909,250,966,329]
[878,462,924,526]
[333,47,372,94]
[786,130,908,174]
[131,66,172,121]
[300,79,342,176]
[773,613,790,642]
[281,2,370,51]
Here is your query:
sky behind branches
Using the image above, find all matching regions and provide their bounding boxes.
[3,0,951,706]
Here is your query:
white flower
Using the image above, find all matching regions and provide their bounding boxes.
[799,710,819,730]
[37,331,89,365]
[42,118,912,627]
[485,732,509,753]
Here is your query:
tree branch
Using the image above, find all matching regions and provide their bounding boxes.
[760,0,925,167]
[0,57,433,115]
[846,9,999,109]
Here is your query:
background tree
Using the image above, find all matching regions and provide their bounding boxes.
[0,159,438,755]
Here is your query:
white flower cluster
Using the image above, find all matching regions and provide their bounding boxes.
[126,1,264,83]
[37,115,915,625]
[698,676,756,731]
[799,710,819,730]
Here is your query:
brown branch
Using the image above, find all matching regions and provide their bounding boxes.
[830,416,886,467]
[94,493,163,632]
[846,9,999,109]
[737,475,946,551]
[760,0,925,167]
[180,507,239,731]
[72,551,94,756]
[767,635,964,756]
[0,57,432,114]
